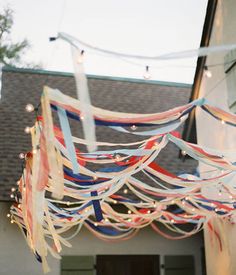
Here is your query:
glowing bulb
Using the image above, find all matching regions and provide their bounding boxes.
[10,194,14,199]
[77,50,84,64]
[66,201,70,206]
[221,120,225,125]
[128,218,132,222]
[24,126,31,134]
[25,104,34,113]
[229,195,233,199]
[204,66,212,78]
[171,219,175,223]
[181,150,187,156]
[123,189,128,194]
[153,201,157,207]
[182,200,186,205]
[11,187,16,192]
[147,210,151,214]
[94,222,98,227]
[93,176,97,180]
[19,153,25,160]
[32,149,37,155]
[210,203,215,208]
[128,210,132,214]
[10,220,14,224]
[16,180,20,186]
[143,66,151,80]
[7,213,10,218]
[191,208,195,212]
[18,204,21,209]
[115,154,121,161]
[105,218,109,222]
[80,115,84,120]
[131,125,137,131]
[113,200,117,204]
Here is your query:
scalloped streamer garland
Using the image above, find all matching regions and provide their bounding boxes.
[10,87,236,272]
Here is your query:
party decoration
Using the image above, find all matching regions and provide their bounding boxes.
[9,86,236,272]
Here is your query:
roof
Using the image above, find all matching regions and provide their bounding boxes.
[0,66,197,201]
[182,0,218,144]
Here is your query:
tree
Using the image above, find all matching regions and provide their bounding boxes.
[0,7,38,68]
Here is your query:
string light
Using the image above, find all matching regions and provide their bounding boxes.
[10,220,14,224]
[123,189,128,194]
[221,120,225,125]
[19,153,25,160]
[6,213,10,218]
[130,125,137,131]
[143,66,151,80]
[24,126,31,134]
[11,187,16,192]
[204,66,212,78]
[10,194,14,199]
[127,210,132,214]
[25,104,34,113]
[181,150,187,156]
[77,50,84,64]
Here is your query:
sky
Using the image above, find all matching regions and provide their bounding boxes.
[2,0,208,84]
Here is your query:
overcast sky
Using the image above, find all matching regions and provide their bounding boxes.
[2,0,208,83]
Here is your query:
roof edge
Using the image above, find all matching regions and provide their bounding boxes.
[2,66,192,88]
[182,0,218,144]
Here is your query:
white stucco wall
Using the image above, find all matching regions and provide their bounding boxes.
[0,202,203,275]
[195,1,236,274]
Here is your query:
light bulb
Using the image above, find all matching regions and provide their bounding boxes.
[221,120,225,125]
[128,210,132,214]
[143,66,151,80]
[11,187,15,192]
[170,219,175,223]
[10,194,14,199]
[113,200,117,204]
[25,104,34,113]
[77,50,84,64]
[130,125,137,131]
[115,154,121,161]
[16,180,20,186]
[24,126,31,134]
[7,213,10,218]
[123,189,128,194]
[19,153,25,159]
[147,210,151,214]
[204,66,212,78]
[10,220,14,224]
[94,222,98,227]
[32,149,37,154]
[181,150,187,156]
[128,218,132,222]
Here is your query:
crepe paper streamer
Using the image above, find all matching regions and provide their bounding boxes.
[58,32,236,61]
[57,106,79,174]
[71,45,96,153]
[11,87,236,272]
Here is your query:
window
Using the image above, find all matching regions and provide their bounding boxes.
[163,255,195,275]
[224,49,236,113]
[61,256,95,275]
[96,255,160,275]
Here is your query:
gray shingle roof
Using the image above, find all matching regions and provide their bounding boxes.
[0,67,197,201]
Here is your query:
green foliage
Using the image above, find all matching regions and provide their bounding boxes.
[0,7,40,68]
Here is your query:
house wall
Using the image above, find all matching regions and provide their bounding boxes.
[195,0,236,274]
[0,202,203,275]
